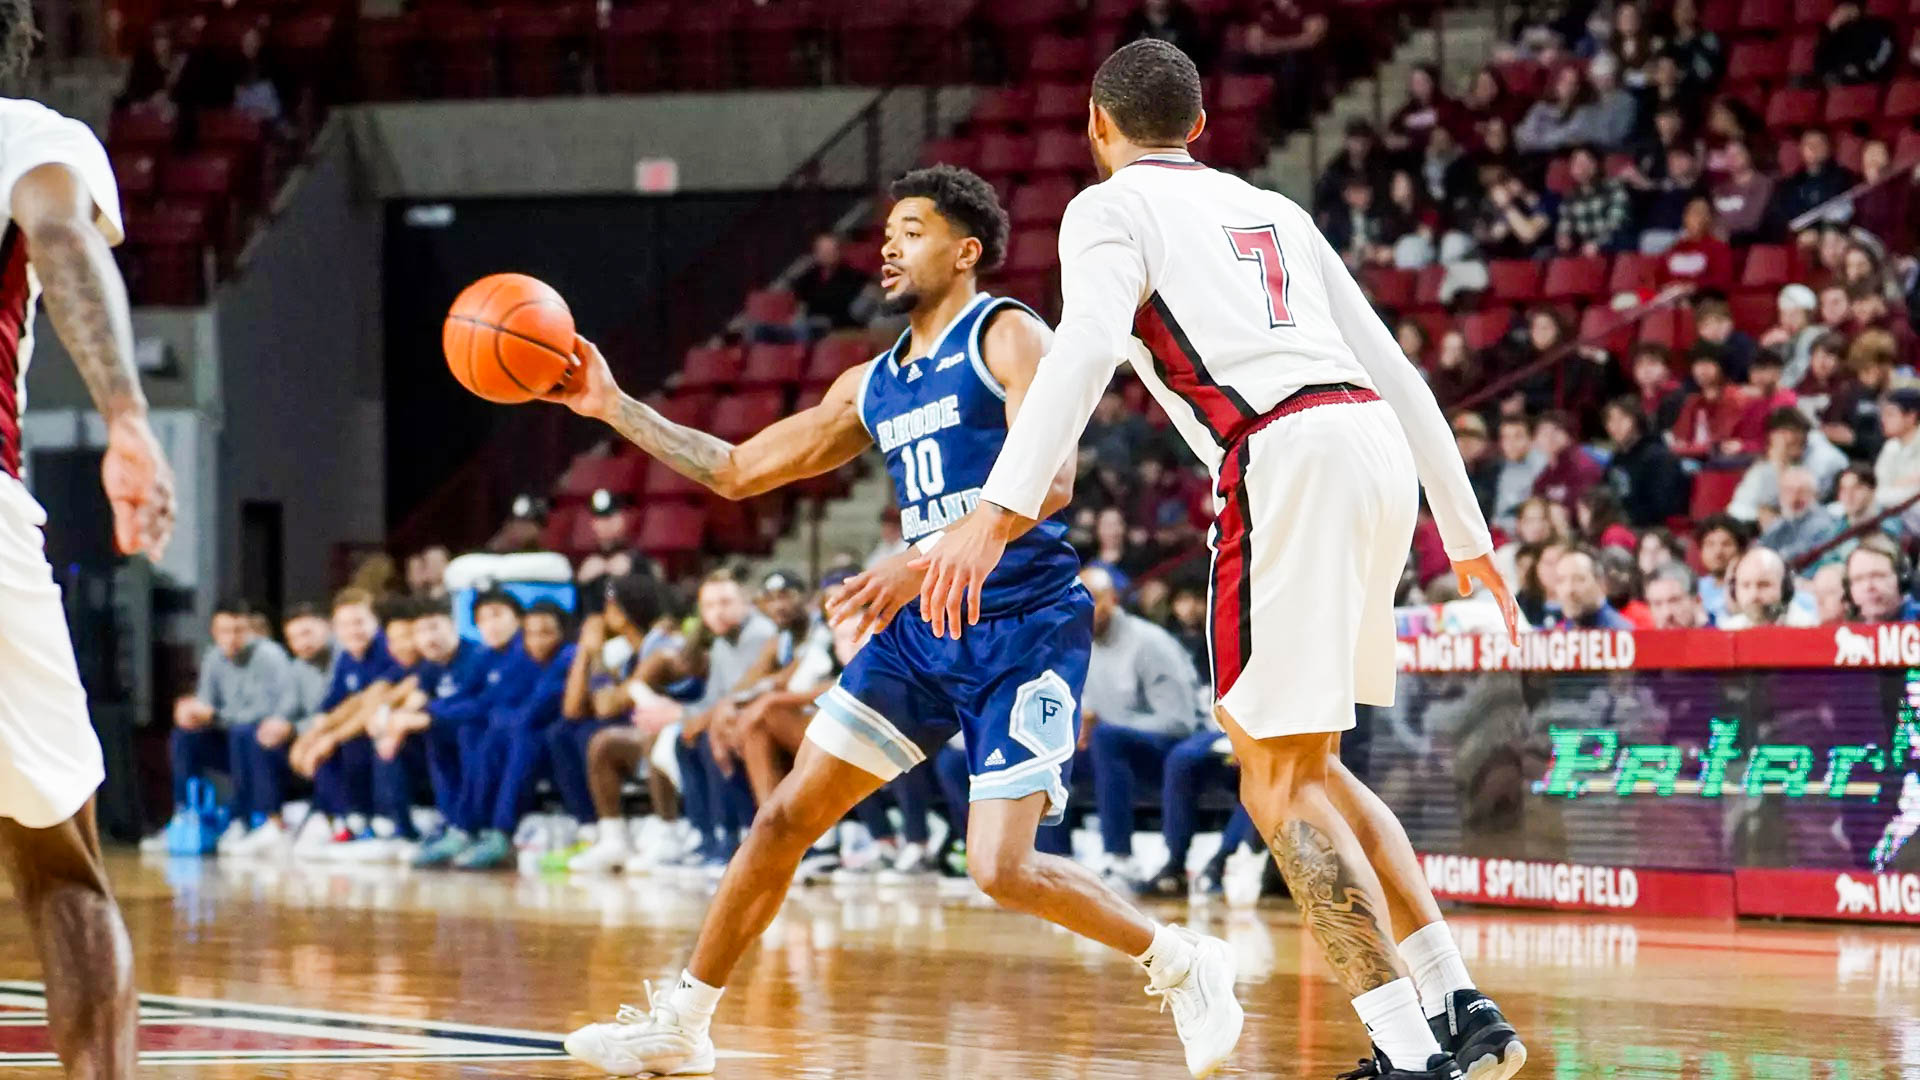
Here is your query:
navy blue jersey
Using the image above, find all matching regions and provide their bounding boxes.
[858,292,1080,617]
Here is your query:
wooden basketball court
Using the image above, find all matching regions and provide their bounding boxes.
[2,852,1914,1077]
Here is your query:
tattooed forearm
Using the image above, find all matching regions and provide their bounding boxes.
[1271,820,1403,996]
[605,393,736,495]
[28,221,145,422]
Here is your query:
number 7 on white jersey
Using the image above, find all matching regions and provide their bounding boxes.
[1223,225,1295,329]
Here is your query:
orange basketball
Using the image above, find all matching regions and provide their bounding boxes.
[443,273,577,404]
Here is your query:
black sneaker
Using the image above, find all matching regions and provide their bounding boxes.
[1134,861,1186,898]
[1335,1048,1463,1080]
[1430,990,1526,1080]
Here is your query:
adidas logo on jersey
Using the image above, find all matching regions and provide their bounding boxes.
[983,748,1006,768]
[905,363,924,382]
[934,351,966,372]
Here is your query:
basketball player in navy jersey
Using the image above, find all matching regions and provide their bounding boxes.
[545,165,1243,1078]
[1,3,176,1076]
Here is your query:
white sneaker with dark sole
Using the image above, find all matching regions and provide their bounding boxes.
[1148,926,1244,1079]
[564,987,715,1077]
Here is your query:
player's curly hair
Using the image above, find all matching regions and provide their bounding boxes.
[0,0,34,83]
[889,165,1010,274]
[1092,39,1203,146]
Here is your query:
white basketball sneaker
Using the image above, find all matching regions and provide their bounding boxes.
[564,983,716,1076]
[1146,927,1244,1079]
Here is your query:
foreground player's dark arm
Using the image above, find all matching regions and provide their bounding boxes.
[10,164,144,423]
[584,345,874,500]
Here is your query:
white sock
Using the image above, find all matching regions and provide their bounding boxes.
[598,818,631,851]
[1352,978,1442,1070]
[1133,923,1195,987]
[666,969,724,1032]
[1398,922,1475,1020]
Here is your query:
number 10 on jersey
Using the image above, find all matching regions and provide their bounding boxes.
[901,439,945,502]
[1225,225,1295,329]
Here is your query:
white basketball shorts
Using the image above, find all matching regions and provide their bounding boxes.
[0,475,102,828]
[1206,390,1417,740]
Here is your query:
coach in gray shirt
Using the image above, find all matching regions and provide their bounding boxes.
[169,599,297,817]
[679,571,779,859]
[1080,566,1207,875]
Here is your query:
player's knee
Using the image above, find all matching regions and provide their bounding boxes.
[753,792,834,851]
[967,844,1038,908]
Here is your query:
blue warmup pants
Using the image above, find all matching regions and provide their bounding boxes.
[311,735,374,818]
[1089,724,1184,858]
[677,733,753,858]
[1163,728,1244,868]
[457,723,556,834]
[372,738,427,839]
[546,718,617,823]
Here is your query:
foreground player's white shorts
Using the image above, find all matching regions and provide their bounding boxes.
[1207,394,1417,740]
[0,475,103,829]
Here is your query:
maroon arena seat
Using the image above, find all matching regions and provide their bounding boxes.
[1008,177,1078,226]
[1031,83,1086,126]
[738,343,807,388]
[678,345,744,390]
[807,333,878,384]
[638,503,709,556]
[1360,266,1416,309]
[742,288,798,326]
[1029,128,1084,175]
[1487,259,1544,303]
[1542,255,1610,302]
[969,88,1032,131]
[710,391,784,441]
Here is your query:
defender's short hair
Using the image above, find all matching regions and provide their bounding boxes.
[889,165,1010,273]
[1092,39,1204,146]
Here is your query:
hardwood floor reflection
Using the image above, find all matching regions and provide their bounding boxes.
[2,853,1917,1077]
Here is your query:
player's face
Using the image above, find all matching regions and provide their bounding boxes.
[333,603,378,657]
[760,588,806,630]
[880,198,971,316]
[522,614,564,664]
[211,613,251,660]
[475,603,522,650]
[283,615,331,662]
[385,620,420,668]
[413,614,458,665]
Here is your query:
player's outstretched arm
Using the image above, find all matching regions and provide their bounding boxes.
[543,335,872,500]
[13,162,176,557]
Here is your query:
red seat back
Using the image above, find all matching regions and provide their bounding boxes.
[739,343,807,388]
[679,345,743,390]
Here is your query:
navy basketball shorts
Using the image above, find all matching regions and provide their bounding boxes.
[807,588,1092,825]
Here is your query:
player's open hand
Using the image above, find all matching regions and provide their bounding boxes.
[1453,553,1522,643]
[913,505,1018,639]
[543,335,621,421]
[826,547,925,639]
[103,413,175,561]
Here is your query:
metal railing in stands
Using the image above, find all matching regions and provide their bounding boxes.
[386,84,946,558]
[1791,488,1920,572]
[1787,158,1920,234]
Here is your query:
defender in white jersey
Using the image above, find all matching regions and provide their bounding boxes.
[0,5,177,1075]
[918,41,1526,1080]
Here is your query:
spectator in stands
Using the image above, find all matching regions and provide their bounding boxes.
[1553,546,1637,629]
[1602,397,1691,526]
[1769,130,1861,237]
[1077,566,1208,884]
[1082,506,1151,586]
[1719,545,1815,627]
[1084,388,1152,474]
[1632,57,1695,146]
[1324,174,1390,265]
[1473,166,1555,258]
[866,505,907,568]
[487,495,547,554]
[1236,0,1328,130]
[1645,563,1709,627]
[1695,514,1750,620]
[1117,0,1212,70]
[576,489,640,589]
[1507,307,1611,417]
[1873,387,1920,517]
[1558,145,1634,253]
[1418,126,1479,226]
[1606,1,1655,80]
[1747,351,1799,416]
[1658,196,1734,289]
[1517,65,1604,154]
[1695,297,1759,381]
[792,233,871,334]
[1387,64,1466,152]
[1816,0,1897,84]
[1426,329,1482,409]
[1516,539,1564,625]
[1476,113,1521,176]
[1493,415,1548,529]
[406,545,451,599]
[1165,585,1209,674]
[1577,487,1640,552]
[1376,170,1442,267]
[444,601,577,870]
[1794,331,1855,431]
[1532,409,1606,514]
[1584,53,1638,150]
[1314,120,1388,218]
[1638,527,1686,576]
[1833,464,1904,540]
[1848,285,1917,363]
[1731,406,1848,519]
[1396,319,1429,365]
[1661,0,1725,89]
[1841,330,1897,456]
[1764,285,1824,386]
[1632,343,1688,434]
[1601,547,1655,626]
[1453,412,1501,521]
[1820,281,1854,331]
[1844,535,1920,620]
[167,599,295,851]
[1464,66,1523,128]
[1812,562,1850,623]
[1671,345,1765,458]
[1710,141,1774,245]
[1850,140,1915,252]
[232,26,282,128]
[1635,141,1707,252]
[1702,98,1767,177]
[1757,465,1844,563]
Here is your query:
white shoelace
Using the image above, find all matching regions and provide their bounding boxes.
[1145,969,1203,1029]
[612,980,670,1030]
